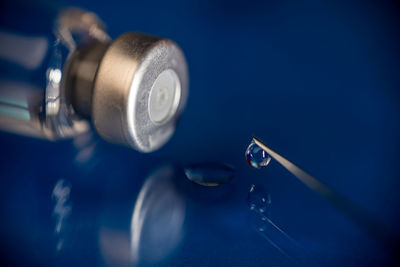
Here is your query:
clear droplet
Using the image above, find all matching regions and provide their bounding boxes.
[184,162,235,186]
[245,139,271,169]
[248,184,271,215]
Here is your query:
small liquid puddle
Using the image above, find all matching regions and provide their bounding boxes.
[245,139,271,169]
[183,162,235,186]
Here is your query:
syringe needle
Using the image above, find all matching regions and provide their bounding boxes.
[252,136,400,256]
[253,136,332,197]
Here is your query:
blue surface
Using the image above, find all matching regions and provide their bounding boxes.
[1,0,400,266]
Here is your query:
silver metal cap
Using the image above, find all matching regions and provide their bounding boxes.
[91,33,188,152]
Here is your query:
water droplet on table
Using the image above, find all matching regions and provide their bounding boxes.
[248,184,271,215]
[184,162,235,186]
[245,139,271,169]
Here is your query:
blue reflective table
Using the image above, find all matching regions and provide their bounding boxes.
[1,0,399,266]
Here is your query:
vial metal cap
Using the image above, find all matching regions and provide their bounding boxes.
[91,32,188,152]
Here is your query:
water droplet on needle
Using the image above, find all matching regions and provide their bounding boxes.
[245,139,271,169]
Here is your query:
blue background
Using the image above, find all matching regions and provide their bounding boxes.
[0,0,399,266]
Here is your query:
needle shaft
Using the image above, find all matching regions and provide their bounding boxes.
[252,136,399,255]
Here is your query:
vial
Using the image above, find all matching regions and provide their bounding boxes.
[0,3,188,152]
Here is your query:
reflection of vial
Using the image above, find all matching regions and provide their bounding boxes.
[0,3,188,152]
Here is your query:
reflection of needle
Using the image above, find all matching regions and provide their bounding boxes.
[253,136,400,256]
